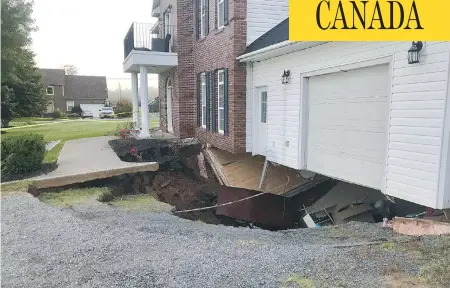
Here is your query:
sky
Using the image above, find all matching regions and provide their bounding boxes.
[31,0,158,87]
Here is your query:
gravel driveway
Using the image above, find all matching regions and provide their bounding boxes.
[0,193,433,288]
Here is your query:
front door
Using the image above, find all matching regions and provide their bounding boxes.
[257,87,267,156]
[166,80,173,133]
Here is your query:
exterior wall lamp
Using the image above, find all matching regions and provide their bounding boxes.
[408,41,423,64]
[282,70,291,84]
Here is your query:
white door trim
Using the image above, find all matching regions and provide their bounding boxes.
[166,79,173,133]
[298,55,393,191]
[252,85,267,156]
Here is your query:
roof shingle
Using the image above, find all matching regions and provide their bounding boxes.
[39,69,66,86]
[243,18,289,55]
[65,75,108,100]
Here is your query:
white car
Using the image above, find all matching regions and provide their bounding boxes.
[81,110,93,118]
[99,107,115,119]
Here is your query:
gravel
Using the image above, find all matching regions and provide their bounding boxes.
[1,193,427,288]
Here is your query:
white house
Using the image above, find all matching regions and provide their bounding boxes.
[239,19,450,209]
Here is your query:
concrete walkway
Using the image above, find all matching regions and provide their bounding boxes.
[33,136,158,189]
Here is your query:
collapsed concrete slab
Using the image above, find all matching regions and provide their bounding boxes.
[32,136,159,189]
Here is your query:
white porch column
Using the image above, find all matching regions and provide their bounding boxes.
[139,66,150,137]
[131,72,139,129]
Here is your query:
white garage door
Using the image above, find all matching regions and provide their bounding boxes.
[307,64,390,190]
[80,104,104,118]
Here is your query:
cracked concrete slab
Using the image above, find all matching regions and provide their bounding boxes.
[33,136,158,189]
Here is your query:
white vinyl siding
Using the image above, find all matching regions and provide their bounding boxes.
[201,73,206,128]
[217,70,225,133]
[246,0,288,45]
[217,0,224,28]
[46,86,54,95]
[247,41,450,208]
[66,101,75,112]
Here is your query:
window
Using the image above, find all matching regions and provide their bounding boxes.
[200,0,206,37]
[66,101,74,112]
[164,11,172,51]
[217,69,225,133]
[261,91,267,123]
[201,73,207,127]
[217,0,225,28]
[46,86,54,95]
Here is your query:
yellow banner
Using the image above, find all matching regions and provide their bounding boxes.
[289,0,450,41]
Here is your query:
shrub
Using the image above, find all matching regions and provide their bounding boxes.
[113,100,132,118]
[106,121,135,137]
[1,133,46,175]
[52,109,66,119]
[71,105,83,116]
[98,191,114,202]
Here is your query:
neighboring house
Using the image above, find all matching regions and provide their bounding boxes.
[40,69,108,117]
[39,69,65,113]
[238,19,450,209]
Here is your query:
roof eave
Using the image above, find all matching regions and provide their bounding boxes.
[238,41,329,62]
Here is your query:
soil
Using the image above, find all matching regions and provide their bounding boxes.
[108,137,202,170]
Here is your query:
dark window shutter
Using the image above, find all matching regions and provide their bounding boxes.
[196,0,200,39]
[205,72,210,130]
[205,0,209,35]
[211,70,216,132]
[196,73,201,127]
[224,0,229,26]
[224,68,229,136]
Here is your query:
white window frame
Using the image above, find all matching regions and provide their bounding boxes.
[217,69,225,134]
[46,86,54,95]
[261,91,267,123]
[66,101,75,112]
[217,0,225,29]
[200,0,206,38]
[201,73,207,128]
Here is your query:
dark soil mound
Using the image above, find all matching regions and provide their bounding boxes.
[108,138,202,170]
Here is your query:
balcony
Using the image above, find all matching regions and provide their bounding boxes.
[123,22,177,74]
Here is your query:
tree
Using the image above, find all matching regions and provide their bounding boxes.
[71,105,83,116]
[1,0,49,121]
[1,86,14,127]
[62,64,78,75]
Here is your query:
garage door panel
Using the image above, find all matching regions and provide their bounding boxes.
[307,151,384,189]
[309,102,388,122]
[80,104,103,118]
[307,64,389,190]
[308,129,386,155]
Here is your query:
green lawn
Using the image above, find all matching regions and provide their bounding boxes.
[2,115,160,163]
[2,120,129,163]
[8,117,66,128]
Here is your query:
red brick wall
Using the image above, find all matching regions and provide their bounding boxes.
[173,0,197,138]
[160,0,247,152]
[193,0,247,153]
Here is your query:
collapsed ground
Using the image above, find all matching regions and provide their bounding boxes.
[2,192,450,288]
[3,136,450,287]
